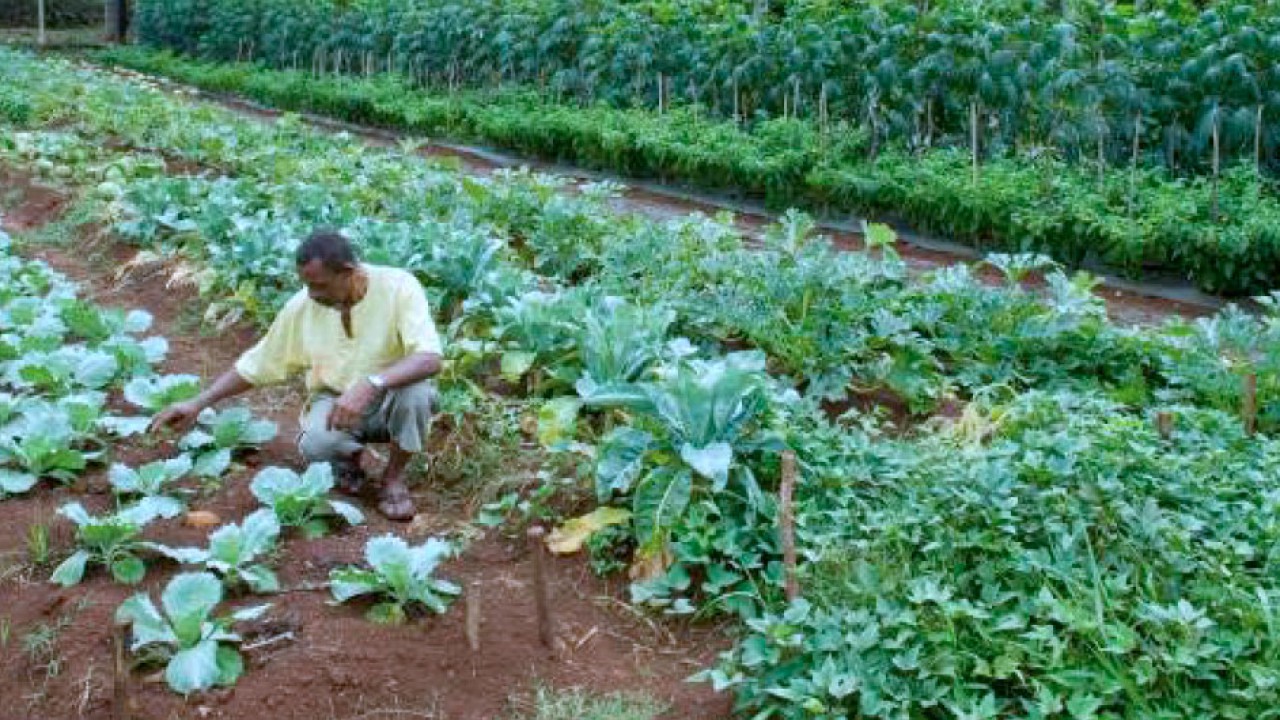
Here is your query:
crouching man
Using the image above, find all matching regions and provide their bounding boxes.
[151,229,442,521]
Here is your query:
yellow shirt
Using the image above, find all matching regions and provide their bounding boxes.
[234,264,443,394]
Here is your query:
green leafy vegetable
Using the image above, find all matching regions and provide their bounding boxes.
[329,534,460,624]
[115,571,269,694]
[153,509,281,593]
[250,464,364,538]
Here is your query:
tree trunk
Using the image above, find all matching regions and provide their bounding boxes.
[819,83,828,135]
[970,100,980,184]
[37,0,46,47]
[925,96,934,149]
[104,0,127,43]
[733,76,740,124]
[1212,104,1221,222]
[868,94,880,160]
[1097,124,1105,191]
[1255,104,1264,171]
[1129,111,1141,212]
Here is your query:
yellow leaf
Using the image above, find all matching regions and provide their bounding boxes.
[628,543,674,582]
[546,507,632,555]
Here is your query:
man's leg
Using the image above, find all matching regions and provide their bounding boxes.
[365,381,434,521]
[297,394,366,492]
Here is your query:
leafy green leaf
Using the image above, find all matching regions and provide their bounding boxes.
[679,442,733,487]
[49,549,90,587]
[165,639,221,694]
[110,555,147,585]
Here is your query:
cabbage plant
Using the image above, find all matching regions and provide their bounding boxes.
[329,534,460,624]
[109,454,192,512]
[179,406,277,478]
[250,463,364,538]
[51,498,180,586]
[115,571,269,694]
[123,373,201,412]
[154,509,281,592]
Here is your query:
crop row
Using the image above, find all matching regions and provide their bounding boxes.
[96,45,1280,296]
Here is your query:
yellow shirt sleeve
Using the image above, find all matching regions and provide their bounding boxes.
[234,292,307,386]
[395,273,443,356]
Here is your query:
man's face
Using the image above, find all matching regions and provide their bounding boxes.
[298,259,353,308]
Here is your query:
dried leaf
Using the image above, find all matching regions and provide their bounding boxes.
[184,510,222,528]
[547,507,631,555]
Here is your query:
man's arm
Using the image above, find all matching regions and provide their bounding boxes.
[326,351,442,431]
[150,368,255,433]
[378,351,442,388]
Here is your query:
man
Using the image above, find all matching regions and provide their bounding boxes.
[151,229,443,521]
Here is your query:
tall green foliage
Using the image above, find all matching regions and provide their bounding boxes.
[132,0,1280,174]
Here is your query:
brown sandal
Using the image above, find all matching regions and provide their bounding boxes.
[376,483,416,522]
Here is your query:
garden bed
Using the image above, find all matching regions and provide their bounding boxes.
[0,170,730,720]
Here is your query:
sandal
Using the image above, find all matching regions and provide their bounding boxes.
[332,458,368,497]
[376,482,416,522]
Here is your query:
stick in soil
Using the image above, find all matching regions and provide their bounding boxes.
[780,450,800,603]
[527,526,558,652]
[465,580,481,652]
[1156,411,1175,441]
[1243,372,1258,437]
[112,619,132,720]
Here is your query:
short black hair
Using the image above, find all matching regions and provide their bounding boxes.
[296,228,358,270]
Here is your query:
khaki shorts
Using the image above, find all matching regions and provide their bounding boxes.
[296,380,436,462]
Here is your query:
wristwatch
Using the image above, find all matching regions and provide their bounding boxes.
[366,374,388,391]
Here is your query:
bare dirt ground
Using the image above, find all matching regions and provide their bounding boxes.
[0,168,733,720]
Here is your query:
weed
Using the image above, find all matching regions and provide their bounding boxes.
[25,519,50,566]
[505,683,668,720]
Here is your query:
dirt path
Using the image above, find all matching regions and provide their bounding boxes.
[0,170,732,719]
[108,69,1220,328]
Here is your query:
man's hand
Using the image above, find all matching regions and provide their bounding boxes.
[150,400,203,434]
[327,379,380,432]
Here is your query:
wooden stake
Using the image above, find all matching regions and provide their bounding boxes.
[465,580,482,652]
[1156,411,1174,440]
[527,526,556,650]
[780,450,800,603]
[1243,371,1258,438]
[112,620,132,720]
